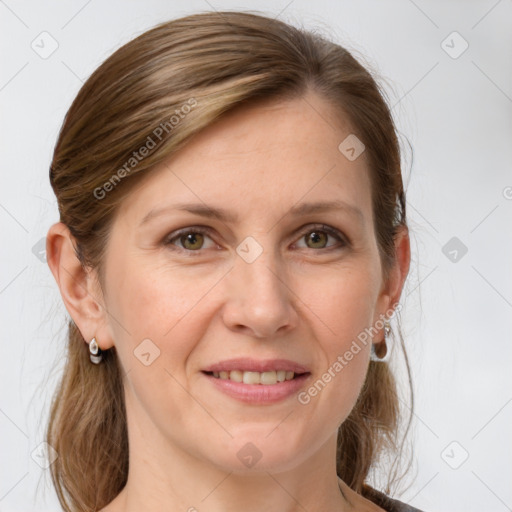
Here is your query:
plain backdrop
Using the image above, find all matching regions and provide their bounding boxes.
[1,1,511,511]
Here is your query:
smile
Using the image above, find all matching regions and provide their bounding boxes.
[202,370,311,404]
[208,369,299,385]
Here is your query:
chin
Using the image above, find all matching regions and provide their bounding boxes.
[209,429,311,474]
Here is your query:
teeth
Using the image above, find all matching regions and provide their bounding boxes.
[211,370,297,384]
[230,370,243,382]
[260,371,277,385]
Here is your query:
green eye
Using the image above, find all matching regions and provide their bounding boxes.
[295,225,347,251]
[165,228,215,252]
[304,230,328,249]
[179,232,205,250]
[164,224,348,255]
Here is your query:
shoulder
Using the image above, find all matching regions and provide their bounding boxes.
[362,485,426,512]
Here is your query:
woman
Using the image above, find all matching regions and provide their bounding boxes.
[45,11,422,512]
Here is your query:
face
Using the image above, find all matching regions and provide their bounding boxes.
[95,91,397,474]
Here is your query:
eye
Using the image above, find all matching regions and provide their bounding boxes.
[163,224,348,254]
[164,227,216,252]
[294,224,347,251]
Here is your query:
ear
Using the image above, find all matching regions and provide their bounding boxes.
[46,222,115,351]
[374,224,411,328]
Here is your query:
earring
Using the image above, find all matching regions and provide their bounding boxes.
[370,320,390,362]
[89,337,103,364]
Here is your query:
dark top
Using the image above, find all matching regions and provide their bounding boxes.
[363,486,425,512]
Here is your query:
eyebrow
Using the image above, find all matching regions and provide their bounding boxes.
[139,200,364,227]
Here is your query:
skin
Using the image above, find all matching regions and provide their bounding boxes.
[47,90,410,512]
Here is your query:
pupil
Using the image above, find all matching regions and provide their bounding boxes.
[309,231,326,248]
[183,233,202,249]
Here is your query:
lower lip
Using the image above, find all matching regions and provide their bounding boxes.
[202,372,311,404]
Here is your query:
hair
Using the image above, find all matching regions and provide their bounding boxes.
[46,10,414,512]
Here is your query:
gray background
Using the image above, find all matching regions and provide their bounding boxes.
[1,1,511,511]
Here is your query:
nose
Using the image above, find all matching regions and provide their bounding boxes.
[221,249,298,339]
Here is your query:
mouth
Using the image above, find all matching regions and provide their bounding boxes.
[201,358,311,404]
[202,369,309,385]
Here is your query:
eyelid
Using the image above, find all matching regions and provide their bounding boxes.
[164,223,349,253]
[164,225,218,253]
[292,223,349,248]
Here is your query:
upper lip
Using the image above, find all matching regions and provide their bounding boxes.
[202,358,310,374]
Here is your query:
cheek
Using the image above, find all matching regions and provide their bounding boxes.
[109,267,219,427]
[313,280,373,383]
[298,263,379,345]
[110,264,224,369]
[294,266,377,409]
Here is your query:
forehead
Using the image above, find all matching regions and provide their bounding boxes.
[115,92,373,229]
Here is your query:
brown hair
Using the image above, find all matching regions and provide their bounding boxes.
[46,10,413,511]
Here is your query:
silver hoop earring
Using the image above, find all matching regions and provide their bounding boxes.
[89,337,103,364]
[370,320,390,362]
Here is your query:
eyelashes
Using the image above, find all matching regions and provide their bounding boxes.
[163,223,349,255]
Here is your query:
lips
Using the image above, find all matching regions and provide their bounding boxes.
[201,357,311,404]
[202,370,311,404]
[202,357,310,374]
